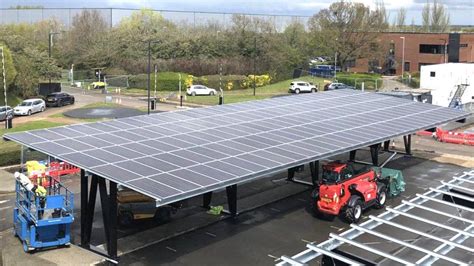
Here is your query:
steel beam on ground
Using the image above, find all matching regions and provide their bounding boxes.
[329,233,414,265]
[429,188,474,202]
[369,215,474,253]
[350,224,466,265]
[415,193,474,213]
[453,176,474,184]
[401,200,473,224]
[386,207,474,237]
[441,181,474,193]
[416,224,474,265]
[306,244,363,265]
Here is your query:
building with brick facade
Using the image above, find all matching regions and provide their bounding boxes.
[349,32,474,75]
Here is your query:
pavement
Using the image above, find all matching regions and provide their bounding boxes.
[381,75,411,92]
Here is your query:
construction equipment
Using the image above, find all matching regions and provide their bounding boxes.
[26,160,80,188]
[117,186,180,226]
[13,172,74,252]
[311,161,405,223]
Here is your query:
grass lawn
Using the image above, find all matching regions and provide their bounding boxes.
[184,75,327,105]
[0,120,66,166]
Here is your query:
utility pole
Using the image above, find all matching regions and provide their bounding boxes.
[154,64,157,102]
[400,36,406,82]
[48,32,60,89]
[147,40,151,115]
[1,47,8,128]
[253,36,257,96]
[334,51,337,80]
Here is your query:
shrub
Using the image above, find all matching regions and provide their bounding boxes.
[242,74,272,89]
[127,72,190,91]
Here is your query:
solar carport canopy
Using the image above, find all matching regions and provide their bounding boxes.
[3,90,469,206]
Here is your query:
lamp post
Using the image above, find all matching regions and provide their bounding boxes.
[400,36,405,82]
[1,47,8,128]
[48,32,60,88]
[334,51,337,80]
[146,40,160,115]
[253,36,257,96]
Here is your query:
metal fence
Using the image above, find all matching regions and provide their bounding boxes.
[0,8,310,32]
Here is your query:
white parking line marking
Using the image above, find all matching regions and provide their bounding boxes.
[205,232,216,238]
[0,206,12,211]
[165,246,177,253]
[270,207,281,212]
[0,200,9,204]
[268,254,281,261]
[301,239,312,243]
[330,226,345,232]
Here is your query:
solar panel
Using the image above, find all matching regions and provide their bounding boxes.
[3,90,469,206]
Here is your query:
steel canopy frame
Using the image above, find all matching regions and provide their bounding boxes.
[277,170,474,266]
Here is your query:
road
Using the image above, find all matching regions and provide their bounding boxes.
[11,86,178,125]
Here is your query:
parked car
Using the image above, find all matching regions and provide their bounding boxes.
[46,92,75,107]
[0,106,14,121]
[14,99,46,116]
[288,81,318,94]
[186,85,217,96]
[326,83,355,91]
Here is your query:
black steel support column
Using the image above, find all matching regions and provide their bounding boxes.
[226,185,238,216]
[287,167,296,181]
[203,192,212,209]
[403,135,412,155]
[84,174,99,245]
[383,140,390,151]
[369,144,380,166]
[80,169,88,247]
[349,150,357,161]
[309,161,319,186]
[98,178,110,246]
[108,181,118,260]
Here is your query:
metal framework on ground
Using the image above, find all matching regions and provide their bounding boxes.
[279,170,474,266]
[2,89,469,260]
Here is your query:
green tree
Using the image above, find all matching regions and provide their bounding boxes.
[308,1,389,71]
[14,48,62,97]
[0,45,17,105]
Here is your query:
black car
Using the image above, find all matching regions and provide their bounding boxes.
[46,92,75,107]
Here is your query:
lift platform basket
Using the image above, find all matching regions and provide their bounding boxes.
[13,179,74,252]
[372,167,406,197]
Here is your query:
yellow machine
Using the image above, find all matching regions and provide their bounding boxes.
[117,186,180,226]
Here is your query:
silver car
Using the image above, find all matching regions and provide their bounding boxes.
[0,106,14,121]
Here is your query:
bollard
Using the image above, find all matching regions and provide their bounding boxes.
[5,117,12,129]
[219,95,223,105]
[180,95,183,107]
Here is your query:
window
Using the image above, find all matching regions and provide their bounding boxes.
[389,41,395,55]
[419,44,448,54]
[404,62,410,72]
[460,44,468,48]
[430,71,436,77]
[346,59,356,68]
[297,83,306,86]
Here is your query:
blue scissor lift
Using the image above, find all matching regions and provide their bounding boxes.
[13,179,74,252]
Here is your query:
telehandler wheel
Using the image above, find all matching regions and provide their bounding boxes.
[375,185,387,209]
[345,195,363,223]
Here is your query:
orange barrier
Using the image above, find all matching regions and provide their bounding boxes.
[28,161,80,188]
[436,128,474,146]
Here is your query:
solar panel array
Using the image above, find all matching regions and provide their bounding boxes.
[3,90,469,205]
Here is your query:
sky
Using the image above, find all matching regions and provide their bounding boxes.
[1,0,473,25]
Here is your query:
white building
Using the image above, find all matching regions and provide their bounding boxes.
[420,63,473,109]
